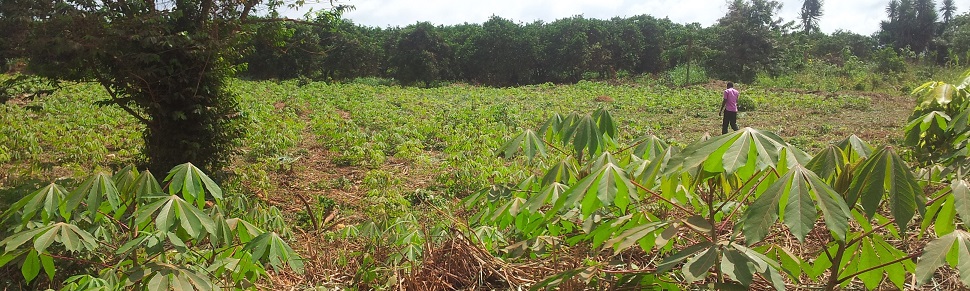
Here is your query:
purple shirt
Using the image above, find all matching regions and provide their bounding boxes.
[723,88,739,112]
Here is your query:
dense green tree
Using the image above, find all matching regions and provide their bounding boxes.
[708,0,787,82]
[0,0,276,173]
[880,0,937,55]
[801,0,824,33]
[810,30,876,61]
[462,16,538,86]
[387,22,454,86]
[539,16,594,83]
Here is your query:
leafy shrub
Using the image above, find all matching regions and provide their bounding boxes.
[873,47,908,74]
[468,106,969,290]
[0,163,302,289]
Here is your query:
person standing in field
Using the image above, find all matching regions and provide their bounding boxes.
[719,82,740,134]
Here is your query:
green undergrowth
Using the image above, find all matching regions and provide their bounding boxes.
[0,75,923,289]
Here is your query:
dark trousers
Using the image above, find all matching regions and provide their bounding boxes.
[722,110,738,134]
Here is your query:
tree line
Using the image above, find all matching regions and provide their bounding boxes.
[240,0,970,87]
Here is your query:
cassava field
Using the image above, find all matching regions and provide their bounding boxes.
[5,74,970,290]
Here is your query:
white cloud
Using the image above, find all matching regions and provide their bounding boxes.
[289,0,970,35]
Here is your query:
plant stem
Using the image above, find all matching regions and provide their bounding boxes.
[43,252,113,268]
[540,138,569,156]
[717,172,775,231]
[631,181,696,216]
[846,219,895,247]
[835,252,920,284]
[823,241,847,291]
[295,193,319,231]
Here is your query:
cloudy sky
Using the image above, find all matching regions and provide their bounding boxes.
[285,0,970,35]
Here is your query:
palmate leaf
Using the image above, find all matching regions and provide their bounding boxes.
[540,158,578,185]
[524,183,567,213]
[135,195,216,240]
[557,161,636,218]
[632,134,668,161]
[497,129,547,160]
[113,165,139,199]
[64,172,121,220]
[682,246,717,282]
[602,221,667,255]
[835,134,873,164]
[631,147,676,189]
[30,222,99,253]
[904,111,950,146]
[665,127,808,180]
[133,170,163,199]
[742,165,850,244]
[731,243,787,291]
[913,81,959,109]
[846,146,924,231]
[571,114,601,158]
[592,107,617,139]
[165,163,223,208]
[2,183,69,225]
[805,145,846,182]
[243,232,304,273]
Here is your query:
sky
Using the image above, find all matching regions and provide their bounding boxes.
[283,0,970,35]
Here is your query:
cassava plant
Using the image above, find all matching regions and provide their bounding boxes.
[0,163,302,290]
[469,105,964,290]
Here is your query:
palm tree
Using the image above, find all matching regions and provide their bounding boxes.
[800,0,824,33]
[941,0,956,24]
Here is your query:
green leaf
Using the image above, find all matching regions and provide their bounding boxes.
[805,145,845,181]
[914,81,958,108]
[684,215,712,233]
[524,183,566,213]
[904,111,950,146]
[0,226,49,252]
[682,246,717,282]
[783,171,815,242]
[23,249,40,283]
[857,238,882,290]
[593,107,617,139]
[165,163,221,207]
[603,221,666,255]
[916,231,961,284]
[953,180,970,223]
[175,198,216,239]
[134,170,163,198]
[244,232,304,273]
[497,129,547,160]
[65,173,120,220]
[16,183,68,224]
[835,134,873,162]
[147,273,169,291]
[721,248,754,286]
[40,252,54,280]
[743,176,782,245]
[804,169,851,241]
[666,128,805,180]
[846,146,922,231]
[743,164,849,243]
[561,162,635,218]
[655,241,714,274]
[632,134,668,161]
[937,195,957,236]
[875,237,908,290]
